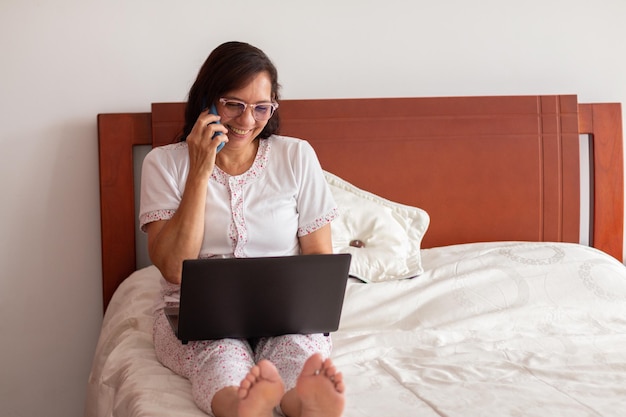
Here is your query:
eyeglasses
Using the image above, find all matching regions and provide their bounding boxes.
[218,98,279,121]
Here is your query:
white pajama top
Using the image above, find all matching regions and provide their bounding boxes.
[139,135,338,306]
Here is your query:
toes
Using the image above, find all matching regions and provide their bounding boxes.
[296,355,346,417]
[238,360,286,417]
[321,359,345,393]
[323,363,337,378]
[240,378,252,390]
[256,359,273,377]
[332,372,345,393]
[250,365,261,379]
[322,359,339,379]
[238,382,250,400]
[301,353,324,377]
[243,374,256,386]
[238,365,261,399]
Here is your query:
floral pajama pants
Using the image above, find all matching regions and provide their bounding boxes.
[153,308,333,416]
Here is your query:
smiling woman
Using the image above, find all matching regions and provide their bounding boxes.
[137,41,344,417]
[182,41,282,144]
[207,72,274,150]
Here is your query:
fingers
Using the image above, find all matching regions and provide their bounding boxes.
[188,110,228,152]
[202,111,228,138]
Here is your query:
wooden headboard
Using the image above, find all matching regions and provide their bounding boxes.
[98,95,623,311]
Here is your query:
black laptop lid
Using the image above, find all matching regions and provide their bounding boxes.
[176,253,351,343]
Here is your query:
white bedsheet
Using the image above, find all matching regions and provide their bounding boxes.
[85,242,626,416]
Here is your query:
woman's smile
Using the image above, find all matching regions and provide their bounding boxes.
[226,124,253,137]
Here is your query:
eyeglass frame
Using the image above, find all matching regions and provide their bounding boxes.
[218,97,279,121]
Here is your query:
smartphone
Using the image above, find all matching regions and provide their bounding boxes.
[209,103,225,153]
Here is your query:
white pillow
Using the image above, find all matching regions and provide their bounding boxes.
[324,171,430,283]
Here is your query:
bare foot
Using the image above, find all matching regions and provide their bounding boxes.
[238,359,285,417]
[296,353,345,417]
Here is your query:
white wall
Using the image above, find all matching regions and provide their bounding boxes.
[0,1,624,416]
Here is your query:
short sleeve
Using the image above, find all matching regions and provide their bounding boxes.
[138,146,183,231]
[294,141,339,236]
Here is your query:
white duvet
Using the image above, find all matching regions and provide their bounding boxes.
[85,242,626,416]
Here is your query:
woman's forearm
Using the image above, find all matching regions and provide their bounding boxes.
[147,175,209,284]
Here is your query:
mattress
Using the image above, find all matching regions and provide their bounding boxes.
[85,241,626,416]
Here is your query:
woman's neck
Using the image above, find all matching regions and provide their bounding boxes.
[215,139,259,176]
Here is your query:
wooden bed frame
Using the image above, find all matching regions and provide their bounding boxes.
[98,95,623,311]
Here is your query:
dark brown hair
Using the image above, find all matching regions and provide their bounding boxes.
[180,41,281,142]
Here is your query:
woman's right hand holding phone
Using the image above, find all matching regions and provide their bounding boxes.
[186,109,229,181]
[147,110,228,284]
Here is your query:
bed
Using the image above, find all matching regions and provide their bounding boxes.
[87,95,626,416]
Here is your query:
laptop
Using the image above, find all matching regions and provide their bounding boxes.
[164,253,352,344]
